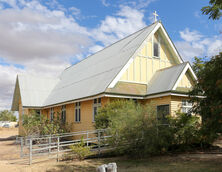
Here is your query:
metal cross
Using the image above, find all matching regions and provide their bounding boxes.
[153,11,158,22]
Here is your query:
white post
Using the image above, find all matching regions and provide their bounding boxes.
[98,131,101,155]
[29,138,32,165]
[20,137,23,157]
[57,137,60,162]
[86,132,89,147]
[49,136,51,155]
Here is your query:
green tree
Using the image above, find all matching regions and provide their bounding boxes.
[190,53,222,144]
[0,110,17,122]
[201,0,222,20]
[96,100,201,156]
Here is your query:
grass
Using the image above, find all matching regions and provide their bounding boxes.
[46,154,222,172]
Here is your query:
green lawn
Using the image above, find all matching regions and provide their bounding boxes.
[47,154,222,172]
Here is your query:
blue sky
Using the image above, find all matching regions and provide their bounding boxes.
[0,0,221,111]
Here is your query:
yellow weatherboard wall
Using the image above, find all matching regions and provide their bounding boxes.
[120,30,177,84]
[177,71,194,88]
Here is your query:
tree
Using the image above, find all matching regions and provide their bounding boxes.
[95,100,201,156]
[0,110,17,122]
[201,0,222,20]
[190,53,222,144]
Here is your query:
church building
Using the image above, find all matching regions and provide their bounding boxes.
[11,21,197,136]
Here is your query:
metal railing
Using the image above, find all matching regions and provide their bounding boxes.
[18,129,111,165]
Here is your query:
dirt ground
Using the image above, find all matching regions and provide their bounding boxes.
[1,128,222,172]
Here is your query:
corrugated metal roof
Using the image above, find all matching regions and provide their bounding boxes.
[12,21,192,110]
[17,75,59,107]
[146,62,188,95]
[43,22,158,106]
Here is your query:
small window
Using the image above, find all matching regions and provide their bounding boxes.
[61,105,66,123]
[157,104,169,123]
[93,98,101,122]
[153,42,160,57]
[50,108,54,122]
[181,100,192,113]
[75,102,81,122]
[35,110,41,115]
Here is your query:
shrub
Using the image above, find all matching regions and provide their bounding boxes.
[0,110,17,122]
[168,113,201,149]
[69,138,92,160]
[95,100,174,157]
[95,100,202,157]
[23,111,71,136]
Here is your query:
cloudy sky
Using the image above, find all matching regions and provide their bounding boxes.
[0,0,221,111]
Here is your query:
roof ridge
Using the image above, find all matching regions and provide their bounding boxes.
[64,21,159,72]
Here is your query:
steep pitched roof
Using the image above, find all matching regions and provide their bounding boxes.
[11,75,59,110]
[12,22,160,109]
[146,62,189,95]
[43,22,159,106]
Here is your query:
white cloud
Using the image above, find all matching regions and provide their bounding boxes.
[0,1,152,111]
[101,0,110,7]
[175,28,222,62]
[179,28,203,42]
[89,45,104,54]
[69,6,81,17]
[0,0,93,111]
[91,6,146,46]
[104,0,156,9]
[0,65,24,111]
[0,2,91,65]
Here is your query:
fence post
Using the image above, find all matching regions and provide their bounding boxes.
[29,138,32,165]
[20,137,23,158]
[49,136,51,155]
[98,130,101,155]
[57,137,60,162]
[86,132,89,147]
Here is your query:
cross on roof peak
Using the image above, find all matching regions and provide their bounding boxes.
[153,11,158,22]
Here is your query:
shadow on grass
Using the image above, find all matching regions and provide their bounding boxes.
[46,155,222,172]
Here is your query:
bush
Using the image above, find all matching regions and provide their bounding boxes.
[95,100,173,157]
[168,113,201,149]
[69,138,92,160]
[0,110,17,122]
[23,111,71,136]
[95,100,201,157]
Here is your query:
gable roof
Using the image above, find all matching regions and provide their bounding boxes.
[146,62,196,95]
[11,21,194,110]
[11,75,59,110]
[42,22,159,106]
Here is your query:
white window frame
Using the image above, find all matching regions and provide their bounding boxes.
[75,102,81,122]
[181,100,192,113]
[152,35,160,58]
[61,105,66,123]
[93,98,101,122]
[50,108,54,122]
